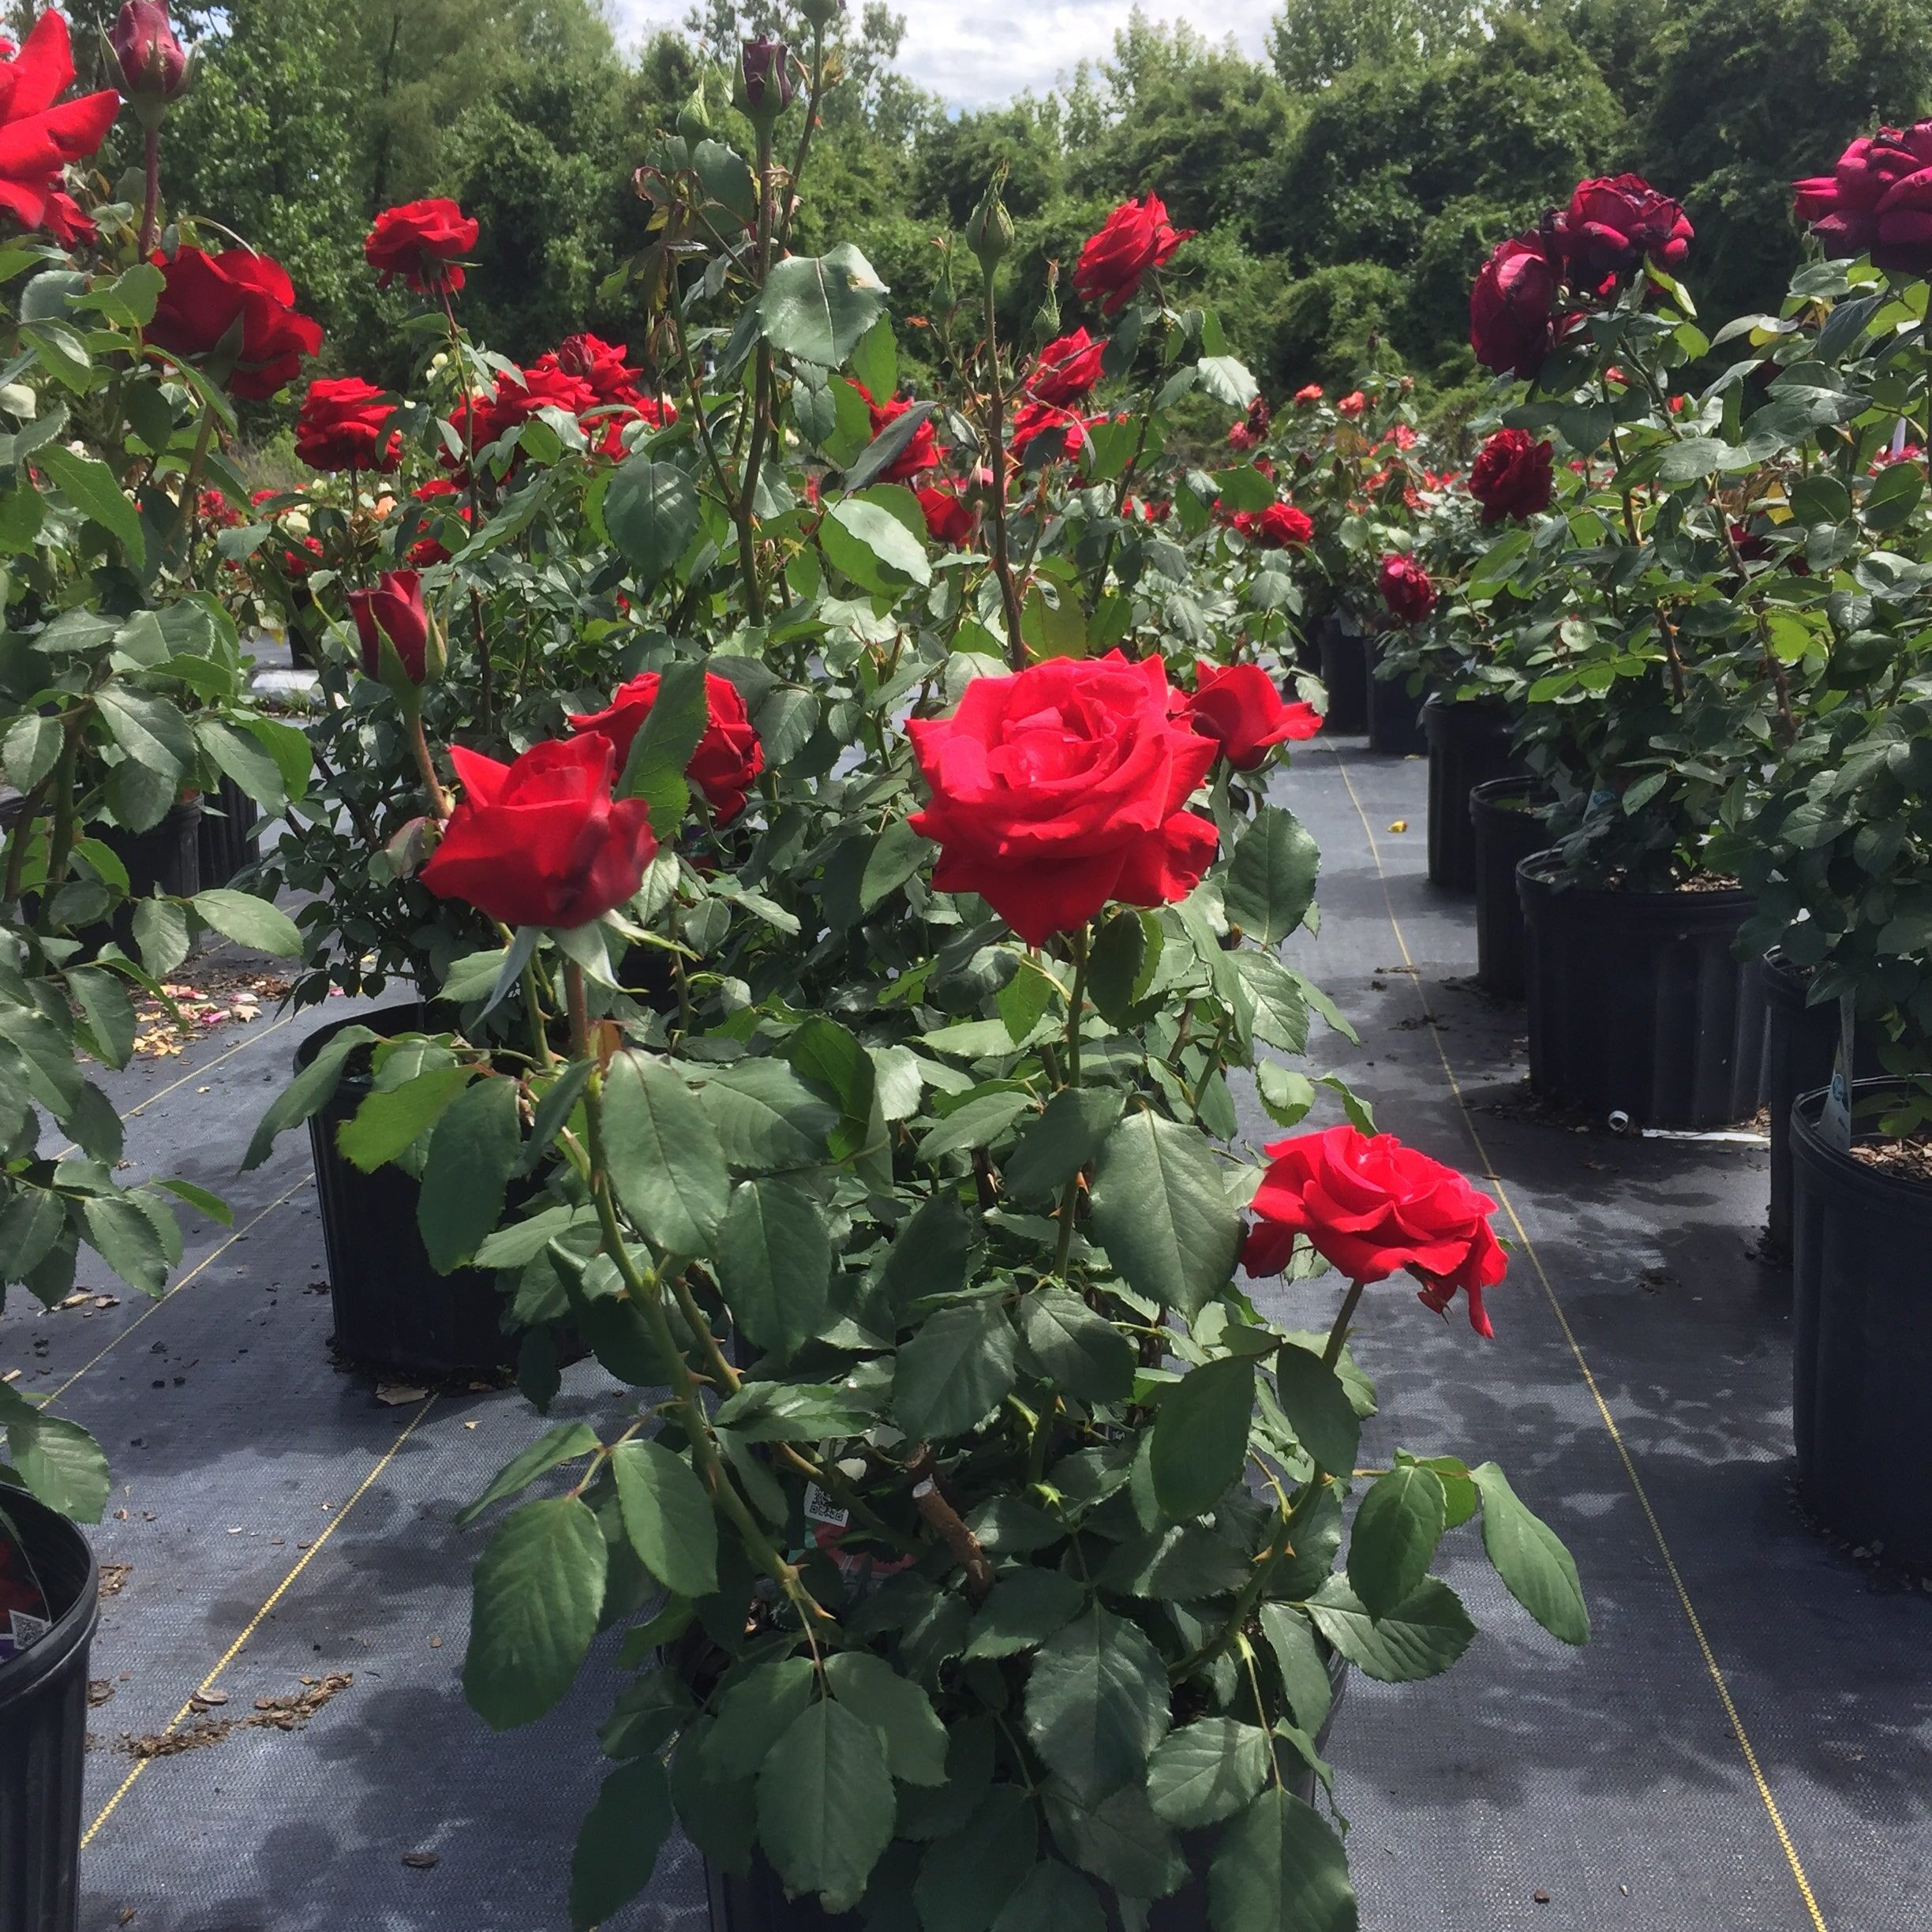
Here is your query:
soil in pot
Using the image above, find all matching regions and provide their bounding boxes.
[1316,613,1368,735]
[0,1488,99,1932]
[1423,698,1519,893]
[1517,853,1767,1129]
[1470,779,1550,1000]
[1365,645,1428,757]
[1791,1080,1932,1571]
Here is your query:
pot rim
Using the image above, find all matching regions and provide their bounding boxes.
[292,998,429,1084]
[1516,848,1756,914]
[1791,1079,1932,1222]
[0,1485,100,1712]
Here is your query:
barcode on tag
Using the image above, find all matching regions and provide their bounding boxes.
[8,1608,50,1653]
[803,1483,849,1530]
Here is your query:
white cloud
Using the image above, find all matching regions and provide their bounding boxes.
[608,0,1275,109]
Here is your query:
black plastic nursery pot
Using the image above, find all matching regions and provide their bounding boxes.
[1422,698,1519,893]
[1365,643,1428,757]
[1791,1081,1932,1570]
[0,1488,99,1932]
[1316,612,1369,735]
[298,1002,522,1379]
[1469,779,1548,1000]
[1517,854,1767,1128]
[103,797,203,903]
[1762,951,1865,1256]
[193,776,260,889]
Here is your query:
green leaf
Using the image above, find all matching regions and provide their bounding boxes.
[1347,1463,1447,1619]
[458,1421,601,1527]
[1088,1111,1242,1316]
[704,1657,818,1777]
[761,244,889,368]
[758,1698,897,1913]
[1305,1577,1475,1684]
[1196,354,1259,410]
[569,1757,674,1932]
[1471,1462,1589,1644]
[717,1177,832,1359]
[1225,807,1320,946]
[150,1177,230,1227]
[964,1568,1087,1660]
[79,1193,173,1297]
[916,1090,1032,1165]
[616,657,710,836]
[844,399,936,493]
[1148,1717,1270,1829]
[0,1187,71,1281]
[671,1720,757,1875]
[1272,1343,1360,1475]
[1017,1286,1136,1405]
[1151,1355,1256,1518]
[197,717,289,811]
[823,496,931,592]
[190,888,302,957]
[825,1650,948,1785]
[7,1410,110,1522]
[784,1016,875,1160]
[337,1065,471,1173]
[699,1058,840,1169]
[66,966,136,1069]
[41,444,144,567]
[462,1496,608,1728]
[4,713,61,791]
[1087,910,1157,1024]
[1208,1787,1356,1932]
[1257,1603,1333,1735]
[1002,1088,1122,1203]
[242,1027,374,1170]
[894,1298,1018,1440]
[1043,1782,1185,1900]
[990,1862,1103,1932]
[859,816,930,913]
[602,1048,730,1257]
[602,457,699,582]
[915,1782,1038,1932]
[1024,1604,1170,1803]
[417,1073,522,1273]
[131,897,191,979]
[94,684,192,786]
[612,1438,718,1599]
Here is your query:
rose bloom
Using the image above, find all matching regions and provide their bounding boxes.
[1468,428,1554,523]
[1795,124,1932,261]
[1010,400,1105,460]
[851,383,938,481]
[365,198,478,297]
[295,376,400,474]
[1335,391,1367,418]
[1241,1125,1505,1336]
[148,246,323,400]
[455,362,599,455]
[348,570,430,683]
[1553,174,1692,286]
[1292,384,1324,406]
[1469,234,1562,380]
[569,669,764,824]
[406,477,470,565]
[908,652,1218,946]
[1379,552,1437,624]
[541,331,643,406]
[1029,328,1106,407]
[1247,501,1313,549]
[1072,193,1195,315]
[918,482,975,547]
[0,13,119,240]
[1177,661,1320,772]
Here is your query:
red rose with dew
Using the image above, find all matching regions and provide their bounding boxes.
[918,483,975,547]
[365,197,477,298]
[1028,328,1106,407]
[1072,193,1195,315]
[295,376,400,474]
[148,246,323,400]
[348,569,432,684]
[1469,428,1554,523]
[1469,234,1562,380]
[1178,661,1320,772]
[1379,552,1437,623]
[907,652,1219,947]
[568,669,764,825]
[1553,174,1692,286]
[420,734,659,930]
[852,383,938,481]
[1241,1125,1504,1336]
[0,13,120,239]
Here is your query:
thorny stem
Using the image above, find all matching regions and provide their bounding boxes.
[905,1446,994,1601]
[1051,927,1091,1279]
[982,277,1028,668]
[734,123,780,624]
[1243,1640,1286,1790]
[406,712,452,819]
[137,122,161,260]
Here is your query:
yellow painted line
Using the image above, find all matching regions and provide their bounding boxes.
[81,1395,438,1848]
[1331,748,1829,1932]
[40,1176,313,1410]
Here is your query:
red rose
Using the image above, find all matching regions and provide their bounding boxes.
[1335,391,1367,418]
[1378,553,1436,623]
[110,1,187,103]
[0,13,119,238]
[421,735,659,930]
[1072,193,1195,315]
[406,477,470,566]
[907,652,1219,946]
[295,376,400,474]
[1248,501,1313,549]
[1553,174,1692,286]
[148,246,323,399]
[1292,384,1323,406]
[1010,400,1104,460]
[1178,661,1320,772]
[852,383,938,481]
[348,570,431,683]
[568,669,764,824]
[1241,1125,1504,1336]
[1468,428,1554,523]
[1029,328,1106,407]
[1795,125,1932,260]
[1469,234,1561,380]
[1227,395,1270,451]
[543,331,643,406]
[365,197,477,297]
[918,483,975,547]
[43,189,94,248]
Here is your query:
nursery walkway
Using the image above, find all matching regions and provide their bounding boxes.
[3,741,1923,1930]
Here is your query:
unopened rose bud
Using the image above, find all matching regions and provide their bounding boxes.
[799,0,844,28]
[110,1,189,110]
[349,570,441,711]
[739,37,792,121]
[965,177,1014,272]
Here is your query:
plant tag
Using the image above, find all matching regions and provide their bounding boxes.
[1,1607,49,1661]
[803,1483,849,1530]
[1818,994,1855,1152]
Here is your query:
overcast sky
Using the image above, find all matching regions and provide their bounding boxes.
[608,1,1274,108]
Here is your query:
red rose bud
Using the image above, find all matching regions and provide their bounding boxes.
[1378,552,1437,624]
[365,198,478,298]
[147,245,323,400]
[349,571,439,700]
[1178,661,1320,772]
[1468,427,1554,523]
[1241,1125,1505,1337]
[0,14,120,239]
[739,38,792,118]
[568,669,764,824]
[1469,233,1562,380]
[1072,193,1194,315]
[420,736,658,931]
[295,376,400,474]
[110,1,188,106]
[908,652,1218,946]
